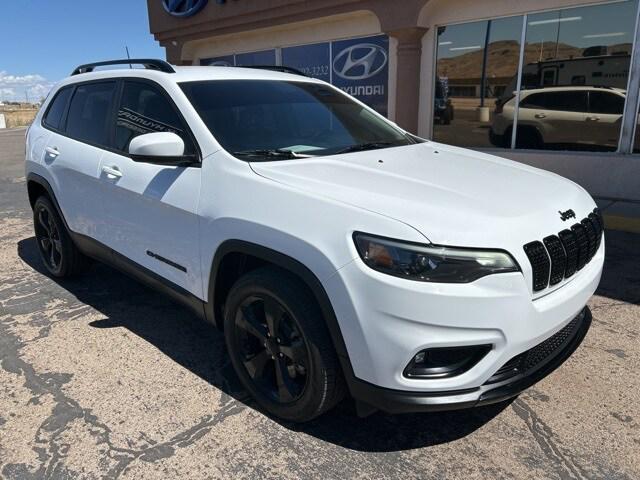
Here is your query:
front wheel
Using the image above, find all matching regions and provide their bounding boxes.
[224,267,345,422]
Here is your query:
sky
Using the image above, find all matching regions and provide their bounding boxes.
[0,0,164,103]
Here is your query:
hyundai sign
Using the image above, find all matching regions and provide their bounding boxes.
[281,35,389,116]
[163,0,208,17]
[331,35,389,116]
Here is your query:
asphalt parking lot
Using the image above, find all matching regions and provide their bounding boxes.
[1,127,639,479]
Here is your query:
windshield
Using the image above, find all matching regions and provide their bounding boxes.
[179,80,415,160]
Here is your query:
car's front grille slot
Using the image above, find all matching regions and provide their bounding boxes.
[523,208,602,292]
[523,241,550,292]
[543,235,566,285]
[571,223,589,271]
[558,229,578,278]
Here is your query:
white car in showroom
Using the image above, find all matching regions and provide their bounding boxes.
[25,59,604,422]
[490,85,626,150]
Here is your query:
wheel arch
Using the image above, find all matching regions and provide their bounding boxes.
[26,173,70,231]
[207,239,353,374]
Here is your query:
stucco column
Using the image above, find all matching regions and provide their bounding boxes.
[387,27,428,133]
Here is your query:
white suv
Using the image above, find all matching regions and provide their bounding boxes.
[490,86,625,149]
[26,59,604,422]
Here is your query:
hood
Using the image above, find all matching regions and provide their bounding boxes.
[250,142,596,249]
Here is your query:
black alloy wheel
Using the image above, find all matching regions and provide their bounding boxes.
[224,267,345,422]
[32,196,87,278]
[34,201,63,274]
[234,295,310,403]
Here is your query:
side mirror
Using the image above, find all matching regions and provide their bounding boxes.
[128,132,194,166]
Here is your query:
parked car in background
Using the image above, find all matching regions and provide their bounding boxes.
[490,86,626,150]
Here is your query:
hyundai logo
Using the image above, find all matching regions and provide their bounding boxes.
[333,43,388,80]
[163,0,208,17]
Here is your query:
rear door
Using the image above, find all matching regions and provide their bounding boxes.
[587,90,625,149]
[97,79,203,296]
[520,90,589,146]
[43,81,117,238]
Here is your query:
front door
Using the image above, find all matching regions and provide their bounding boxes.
[98,79,203,297]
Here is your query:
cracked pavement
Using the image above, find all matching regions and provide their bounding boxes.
[1,127,639,479]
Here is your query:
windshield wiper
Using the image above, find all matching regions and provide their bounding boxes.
[334,141,398,154]
[232,148,312,159]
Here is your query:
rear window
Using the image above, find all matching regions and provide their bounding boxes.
[65,82,117,147]
[43,87,72,130]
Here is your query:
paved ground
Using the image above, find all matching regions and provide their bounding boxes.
[1,127,639,479]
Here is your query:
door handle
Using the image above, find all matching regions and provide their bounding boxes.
[45,146,60,157]
[534,113,546,119]
[102,165,123,178]
[586,116,600,122]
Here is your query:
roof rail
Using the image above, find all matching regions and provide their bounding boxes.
[235,65,308,77]
[71,59,175,76]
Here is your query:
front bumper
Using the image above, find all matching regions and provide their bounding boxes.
[347,307,591,414]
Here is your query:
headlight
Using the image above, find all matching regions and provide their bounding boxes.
[353,233,519,283]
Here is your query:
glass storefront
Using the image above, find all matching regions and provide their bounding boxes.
[434,15,523,148]
[433,0,639,152]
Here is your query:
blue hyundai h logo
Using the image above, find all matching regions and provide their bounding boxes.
[163,0,208,17]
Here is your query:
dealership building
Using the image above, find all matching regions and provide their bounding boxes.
[147,0,640,223]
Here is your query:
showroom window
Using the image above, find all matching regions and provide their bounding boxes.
[433,0,639,152]
[434,15,524,148]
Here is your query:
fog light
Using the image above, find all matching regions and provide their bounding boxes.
[404,345,492,379]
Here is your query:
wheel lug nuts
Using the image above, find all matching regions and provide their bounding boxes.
[271,355,275,360]
[276,338,281,343]
[279,352,284,358]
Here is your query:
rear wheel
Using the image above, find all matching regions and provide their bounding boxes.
[33,196,87,277]
[224,267,345,422]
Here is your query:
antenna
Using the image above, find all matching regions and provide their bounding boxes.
[125,46,132,69]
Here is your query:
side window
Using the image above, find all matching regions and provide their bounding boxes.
[115,81,194,155]
[43,87,72,130]
[520,93,548,109]
[66,82,117,147]
[556,91,588,113]
[589,92,624,115]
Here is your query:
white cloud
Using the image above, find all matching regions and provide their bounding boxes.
[0,71,54,103]
[0,71,46,86]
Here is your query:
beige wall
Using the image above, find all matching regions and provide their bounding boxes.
[184,10,381,62]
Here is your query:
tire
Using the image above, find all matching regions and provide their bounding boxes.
[33,196,88,277]
[516,127,543,149]
[224,267,345,422]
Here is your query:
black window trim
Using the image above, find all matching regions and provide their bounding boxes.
[41,77,202,166]
[41,85,73,133]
